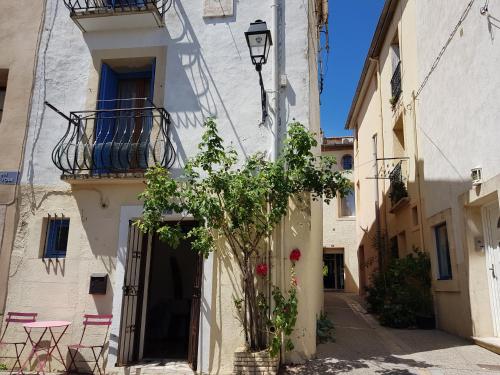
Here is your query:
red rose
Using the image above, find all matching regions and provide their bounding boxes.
[256,263,268,277]
[290,248,301,262]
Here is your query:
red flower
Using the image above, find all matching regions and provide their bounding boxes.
[256,263,268,277]
[290,248,301,262]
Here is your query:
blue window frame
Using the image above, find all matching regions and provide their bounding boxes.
[342,154,353,170]
[434,223,452,280]
[94,60,156,173]
[44,218,70,258]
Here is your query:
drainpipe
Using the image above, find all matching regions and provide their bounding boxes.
[269,0,285,362]
[369,57,385,271]
[411,91,425,251]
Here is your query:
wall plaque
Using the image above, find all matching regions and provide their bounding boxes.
[203,0,234,18]
[0,171,19,185]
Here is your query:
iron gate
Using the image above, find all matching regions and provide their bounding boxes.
[117,222,148,365]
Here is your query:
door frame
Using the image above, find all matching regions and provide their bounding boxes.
[109,206,213,373]
[482,202,500,337]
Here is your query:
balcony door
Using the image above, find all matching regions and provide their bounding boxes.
[94,60,155,173]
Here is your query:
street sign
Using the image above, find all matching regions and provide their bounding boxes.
[0,171,19,185]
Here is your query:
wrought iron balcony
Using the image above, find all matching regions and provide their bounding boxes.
[390,61,402,105]
[63,0,172,32]
[49,99,176,178]
[388,160,408,207]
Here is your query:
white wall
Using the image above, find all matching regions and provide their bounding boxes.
[23,0,315,186]
[416,0,500,218]
[5,0,322,372]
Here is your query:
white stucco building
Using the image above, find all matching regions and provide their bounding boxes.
[1,1,329,373]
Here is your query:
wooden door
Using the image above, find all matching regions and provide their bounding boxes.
[187,254,203,370]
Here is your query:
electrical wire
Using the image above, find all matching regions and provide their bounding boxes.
[414,0,476,100]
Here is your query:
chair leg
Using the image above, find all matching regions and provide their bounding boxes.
[90,347,102,375]
[66,348,80,374]
[10,343,24,375]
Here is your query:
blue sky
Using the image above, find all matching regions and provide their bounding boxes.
[320,0,385,136]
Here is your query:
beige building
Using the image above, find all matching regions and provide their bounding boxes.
[0,1,45,318]
[0,0,329,374]
[321,136,358,293]
[347,0,500,350]
[346,0,422,294]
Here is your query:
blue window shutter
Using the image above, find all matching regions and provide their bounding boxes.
[149,58,156,102]
[45,219,70,258]
[95,63,119,173]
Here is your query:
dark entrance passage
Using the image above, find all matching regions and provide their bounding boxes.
[323,253,345,290]
[117,222,202,370]
[143,227,200,360]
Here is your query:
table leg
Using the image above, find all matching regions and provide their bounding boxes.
[46,326,69,371]
[17,327,47,375]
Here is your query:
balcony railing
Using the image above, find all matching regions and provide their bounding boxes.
[390,61,402,105]
[63,0,173,31]
[388,161,408,207]
[49,99,176,177]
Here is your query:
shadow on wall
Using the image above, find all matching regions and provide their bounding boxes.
[356,158,483,335]
[207,238,243,374]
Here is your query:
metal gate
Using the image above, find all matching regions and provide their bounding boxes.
[117,222,148,365]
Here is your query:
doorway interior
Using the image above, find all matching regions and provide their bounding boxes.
[118,222,202,369]
[323,252,345,290]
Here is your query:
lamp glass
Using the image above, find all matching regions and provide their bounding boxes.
[245,20,272,66]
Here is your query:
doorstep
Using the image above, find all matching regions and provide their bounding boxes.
[473,337,500,355]
[107,361,194,375]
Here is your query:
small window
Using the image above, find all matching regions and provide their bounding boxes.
[43,217,70,258]
[412,206,419,226]
[434,223,452,280]
[340,191,355,217]
[390,236,399,259]
[341,154,353,170]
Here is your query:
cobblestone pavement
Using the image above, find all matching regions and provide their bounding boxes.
[282,292,500,375]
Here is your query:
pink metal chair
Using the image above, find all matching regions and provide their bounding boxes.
[67,314,112,375]
[0,312,37,375]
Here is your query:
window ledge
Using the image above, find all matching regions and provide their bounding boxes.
[389,197,410,214]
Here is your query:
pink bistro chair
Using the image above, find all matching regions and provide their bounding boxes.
[67,314,112,375]
[0,312,37,375]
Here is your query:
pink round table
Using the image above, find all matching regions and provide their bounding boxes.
[18,320,71,375]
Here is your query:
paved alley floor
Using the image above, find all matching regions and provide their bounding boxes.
[282,292,500,375]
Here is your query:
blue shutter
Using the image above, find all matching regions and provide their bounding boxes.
[45,219,70,258]
[149,58,156,102]
[95,63,119,173]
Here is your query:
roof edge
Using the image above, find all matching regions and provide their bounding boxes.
[344,0,398,130]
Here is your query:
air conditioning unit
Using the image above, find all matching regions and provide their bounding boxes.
[471,167,482,186]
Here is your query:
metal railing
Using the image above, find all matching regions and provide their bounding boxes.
[388,160,408,206]
[63,0,173,17]
[391,61,402,104]
[49,99,176,176]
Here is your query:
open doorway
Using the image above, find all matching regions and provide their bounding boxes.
[143,226,200,359]
[323,252,345,290]
[118,222,202,369]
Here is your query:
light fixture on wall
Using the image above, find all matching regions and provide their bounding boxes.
[245,20,272,124]
[471,167,483,186]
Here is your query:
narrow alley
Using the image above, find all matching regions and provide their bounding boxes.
[283,293,500,374]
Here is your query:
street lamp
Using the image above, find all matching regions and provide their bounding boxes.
[245,20,272,124]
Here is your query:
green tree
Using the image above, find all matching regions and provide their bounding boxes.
[137,118,350,352]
